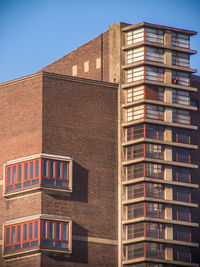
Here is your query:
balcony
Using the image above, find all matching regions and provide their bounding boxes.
[3,214,72,258]
[4,154,73,198]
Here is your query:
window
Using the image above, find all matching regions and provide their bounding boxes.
[4,155,72,195]
[127,67,144,83]
[172,109,190,124]
[173,246,191,262]
[127,47,144,64]
[126,242,144,259]
[72,65,77,76]
[127,203,144,219]
[146,203,164,218]
[173,226,191,242]
[172,51,190,67]
[96,58,101,69]
[172,128,190,144]
[127,28,144,45]
[127,163,144,180]
[146,223,165,239]
[146,242,165,259]
[127,105,144,121]
[146,163,164,179]
[4,217,71,256]
[172,32,190,48]
[127,124,144,141]
[172,71,190,86]
[145,47,164,63]
[145,66,164,82]
[146,183,164,199]
[173,206,190,222]
[173,186,190,202]
[126,144,144,160]
[172,148,190,163]
[172,89,190,105]
[146,104,164,120]
[126,222,144,239]
[172,167,190,183]
[127,183,144,199]
[84,61,89,72]
[127,86,144,102]
[146,143,164,160]
[146,124,164,140]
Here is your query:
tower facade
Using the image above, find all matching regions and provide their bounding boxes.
[0,22,199,267]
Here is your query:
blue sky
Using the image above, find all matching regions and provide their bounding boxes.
[0,0,199,83]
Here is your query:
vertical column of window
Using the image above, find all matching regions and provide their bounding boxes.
[172,109,190,124]
[172,51,190,67]
[127,105,144,122]
[146,144,164,160]
[172,32,190,48]
[145,28,163,43]
[127,86,144,103]
[172,89,190,105]
[126,124,144,141]
[172,167,190,183]
[145,47,164,63]
[126,163,144,180]
[22,220,39,249]
[145,66,164,81]
[126,28,144,45]
[146,163,164,179]
[127,67,144,83]
[145,104,164,120]
[126,144,144,160]
[172,71,190,86]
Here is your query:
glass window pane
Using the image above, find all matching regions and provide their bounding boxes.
[57,162,61,178]
[17,225,21,242]
[7,167,11,184]
[13,166,16,183]
[30,162,33,179]
[35,221,38,238]
[49,222,53,239]
[50,161,54,178]
[25,163,28,180]
[64,163,68,180]
[43,160,47,176]
[6,228,10,244]
[56,223,60,240]
[42,221,46,238]
[63,224,67,241]
[18,165,22,181]
[24,224,27,241]
[29,222,33,239]
[35,160,39,178]
[12,226,15,243]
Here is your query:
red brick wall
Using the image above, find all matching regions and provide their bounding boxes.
[41,74,118,265]
[0,75,43,267]
[42,31,110,82]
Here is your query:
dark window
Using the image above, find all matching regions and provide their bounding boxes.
[146,163,164,179]
[172,167,190,183]
[173,226,191,242]
[146,124,164,140]
[35,160,39,178]
[127,163,144,180]
[172,148,190,163]
[146,183,164,199]
[173,206,190,222]
[24,224,27,241]
[18,165,22,181]
[173,186,190,202]
[146,203,164,218]
[12,226,15,243]
[173,246,191,262]
[13,166,16,183]
[49,222,53,239]
[127,203,144,219]
[25,163,28,180]
[43,160,47,176]
[146,144,164,160]
[172,128,190,144]
[146,242,165,259]
[56,223,60,240]
[50,161,54,178]
[127,124,144,141]
[127,144,144,160]
[30,162,33,179]
[29,223,33,239]
[127,242,144,259]
[146,223,165,239]
[127,183,144,199]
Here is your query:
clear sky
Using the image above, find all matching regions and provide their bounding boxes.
[0,0,199,83]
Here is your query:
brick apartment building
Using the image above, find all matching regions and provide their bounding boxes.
[0,22,199,267]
